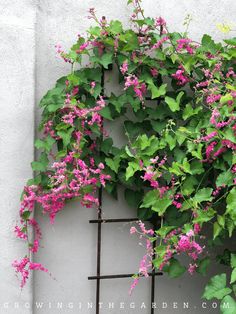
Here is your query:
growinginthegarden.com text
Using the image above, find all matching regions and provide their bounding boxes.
[0,301,232,311]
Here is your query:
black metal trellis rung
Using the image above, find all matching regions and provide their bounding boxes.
[89,218,138,223]
[88,272,162,280]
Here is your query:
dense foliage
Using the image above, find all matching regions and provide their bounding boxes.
[14,1,236,311]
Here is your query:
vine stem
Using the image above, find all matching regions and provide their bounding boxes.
[136,0,145,19]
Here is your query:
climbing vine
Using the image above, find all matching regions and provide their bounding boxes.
[13,1,236,312]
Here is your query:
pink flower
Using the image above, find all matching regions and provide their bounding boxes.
[99,173,111,187]
[188,263,197,275]
[199,131,217,142]
[155,17,166,27]
[176,235,192,251]
[196,80,209,88]
[194,224,201,234]
[62,112,75,126]
[120,61,128,75]
[90,81,96,89]
[152,36,169,49]
[226,67,236,78]
[172,66,189,85]
[72,86,79,95]
[205,141,217,160]
[30,239,39,253]
[12,258,48,288]
[96,96,106,108]
[29,262,48,272]
[129,277,139,295]
[130,226,137,234]
[134,83,147,100]
[14,226,28,240]
[124,75,139,89]
[207,94,221,104]
[150,68,158,77]
[176,38,194,54]
[76,42,89,54]
[186,230,194,237]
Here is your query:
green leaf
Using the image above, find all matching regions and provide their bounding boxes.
[227,219,235,238]
[190,160,204,174]
[101,138,113,154]
[105,157,120,173]
[224,37,236,46]
[100,106,113,120]
[126,161,141,180]
[141,190,159,208]
[220,296,236,314]
[224,129,236,144]
[226,188,236,216]
[194,188,213,203]
[124,189,143,208]
[35,136,55,152]
[165,133,176,151]
[182,176,198,196]
[231,254,236,268]
[216,171,234,187]
[165,91,184,112]
[31,152,49,172]
[201,34,220,54]
[148,83,167,99]
[110,20,123,34]
[121,30,139,51]
[21,211,31,220]
[167,259,186,278]
[89,26,101,37]
[91,52,113,69]
[220,93,233,104]
[156,226,176,238]
[47,103,63,112]
[231,269,236,284]
[203,274,232,300]
[193,208,216,224]
[213,221,222,239]
[218,215,225,228]
[151,194,173,216]
[57,128,74,147]
[183,104,202,120]
[39,84,65,109]
[197,257,211,276]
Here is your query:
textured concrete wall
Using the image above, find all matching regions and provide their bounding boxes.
[0,0,36,313]
[1,0,235,313]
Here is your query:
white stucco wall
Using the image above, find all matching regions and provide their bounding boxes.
[0,1,36,313]
[1,0,235,314]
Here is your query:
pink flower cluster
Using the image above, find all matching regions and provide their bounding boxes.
[160,229,203,274]
[198,131,218,142]
[172,193,183,209]
[210,108,236,129]
[176,38,194,54]
[172,66,189,86]
[15,155,110,287]
[14,80,112,287]
[141,156,173,198]
[152,36,169,49]
[120,61,128,75]
[155,17,166,27]
[60,94,106,132]
[129,221,154,295]
[12,257,48,289]
[206,94,221,104]
[124,75,147,100]
[176,230,203,261]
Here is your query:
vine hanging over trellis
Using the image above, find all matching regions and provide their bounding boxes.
[13,1,236,312]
